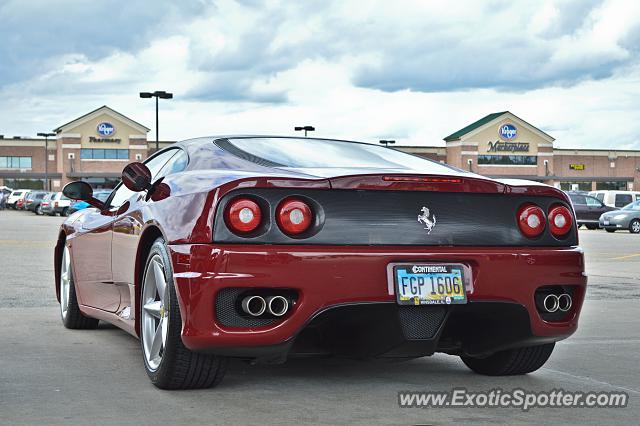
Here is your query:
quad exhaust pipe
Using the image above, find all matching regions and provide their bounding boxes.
[241,295,267,317]
[241,295,290,317]
[267,295,289,317]
[542,293,572,313]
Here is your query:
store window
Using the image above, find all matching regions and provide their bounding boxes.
[81,149,129,160]
[596,181,628,191]
[559,181,592,191]
[477,155,537,165]
[0,156,32,168]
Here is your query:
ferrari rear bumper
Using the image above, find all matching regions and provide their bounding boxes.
[169,244,586,360]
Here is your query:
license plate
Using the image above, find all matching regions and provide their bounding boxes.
[394,264,467,305]
[603,219,610,225]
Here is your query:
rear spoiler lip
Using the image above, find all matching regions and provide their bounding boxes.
[327,173,570,201]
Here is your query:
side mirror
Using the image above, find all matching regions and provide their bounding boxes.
[62,181,105,210]
[121,161,171,202]
[122,162,152,192]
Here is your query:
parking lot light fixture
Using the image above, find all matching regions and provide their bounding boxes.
[139,91,174,152]
[37,132,56,191]
[294,126,315,137]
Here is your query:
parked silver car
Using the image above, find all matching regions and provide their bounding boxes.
[599,201,640,233]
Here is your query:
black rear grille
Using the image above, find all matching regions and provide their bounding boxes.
[398,306,447,339]
[213,188,577,246]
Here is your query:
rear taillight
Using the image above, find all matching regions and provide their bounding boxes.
[276,198,313,235]
[517,204,546,238]
[548,205,573,237]
[55,201,59,207]
[224,198,262,234]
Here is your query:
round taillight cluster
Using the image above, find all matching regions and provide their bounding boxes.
[548,205,573,237]
[517,204,546,238]
[224,198,262,234]
[517,203,574,239]
[224,196,314,236]
[276,198,313,235]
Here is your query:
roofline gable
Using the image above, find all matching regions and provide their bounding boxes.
[53,105,151,133]
[444,111,555,143]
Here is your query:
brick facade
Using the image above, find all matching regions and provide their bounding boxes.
[1,109,639,192]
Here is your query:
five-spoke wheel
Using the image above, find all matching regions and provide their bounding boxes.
[140,238,228,389]
[141,254,168,372]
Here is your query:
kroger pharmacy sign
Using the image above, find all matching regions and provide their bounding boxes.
[96,122,115,137]
[498,123,517,140]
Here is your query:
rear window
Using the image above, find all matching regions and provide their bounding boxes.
[12,191,22,196]
[217,137,458,173]
[622,201,640,210]
[595,193,604,201]
[615,194,633,207]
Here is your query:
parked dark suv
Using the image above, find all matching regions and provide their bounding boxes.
[567,191,617,229]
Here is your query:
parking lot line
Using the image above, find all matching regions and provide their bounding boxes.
[610,253,640,261]
[542,368,640,395]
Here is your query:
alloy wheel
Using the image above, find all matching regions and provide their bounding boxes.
[141,254,169,372]
[631,220,640,234]
[60,246,71,319]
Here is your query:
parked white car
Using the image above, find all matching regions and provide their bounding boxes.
[6,189,30,209]
[49,192,72,216]
[588,190,640,208]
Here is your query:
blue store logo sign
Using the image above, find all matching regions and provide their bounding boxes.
[97,122,115,136]
[498,123,517,140]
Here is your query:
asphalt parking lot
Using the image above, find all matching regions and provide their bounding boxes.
[0,210,638,425]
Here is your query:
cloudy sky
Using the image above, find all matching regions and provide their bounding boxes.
[1,0,639,148]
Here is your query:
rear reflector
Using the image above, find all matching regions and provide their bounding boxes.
[548,205,573,237]
[276,198,313,235]
[224,198,262,234]
[517,204,546,238]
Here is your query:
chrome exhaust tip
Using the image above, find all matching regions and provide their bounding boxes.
[267,295,289,317]
[558,294,572,312]
[543,294,560,313]
[241,295,267,317]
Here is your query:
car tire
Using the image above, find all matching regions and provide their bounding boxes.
[585,224,598,230]
[629,219,640,234]
[61,207,69,217]
[35,205,43,215]
[59,244,99,329]
[461,343,555,376]
[605,228,616,233]
[140,238,228,389]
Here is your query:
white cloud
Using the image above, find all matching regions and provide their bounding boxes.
[0,0,639,150]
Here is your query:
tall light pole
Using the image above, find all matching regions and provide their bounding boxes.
[379,139,396,148]
[294,126,315,137]
[37,132,55,191]
[140,90,173,152]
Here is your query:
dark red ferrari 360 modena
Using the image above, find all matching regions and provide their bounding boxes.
[55,136,586,389]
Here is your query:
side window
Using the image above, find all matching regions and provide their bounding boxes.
[109,149,178,208]
[585,196,601,207]
[615,194,632,207]
[157,149,188,178]
[572,195,586,205]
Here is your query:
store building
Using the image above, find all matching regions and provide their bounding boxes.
[0,106,169,190]
[400,111,640,191]
[1,108,639,192]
